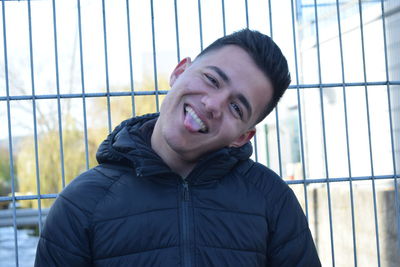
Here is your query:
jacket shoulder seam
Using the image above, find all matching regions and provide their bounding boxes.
[60,167,129,218]
[39,235,90,259]
[194,206,265,219]
[89,170,127,226]
[198,244,265,255]
[93,245,179,261]
[235,163,290,203]
[59,194,93,217]
[271,226,310,252]
[234,163,291,220]
[93,165,131,180]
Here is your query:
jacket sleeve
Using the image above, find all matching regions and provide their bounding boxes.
[267,187,321,267]
[34,194,92,266]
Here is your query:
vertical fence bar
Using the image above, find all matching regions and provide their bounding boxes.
[267,0,272,36]
[380,0,400,252]
[150,0,159,111]
[221,0,226,36]
[290,0,309,220]
[267,0,283,177]
[244,0,249,28]
[51,0,66,189]
[27,0,43,233]
[76,0,90,170]
[357,1,381,265]
[197,0,203,51]
[274,74,282,171]
[244,0,259,163]
[313,0,335,265]
[1,1,19,265]
[101,0,112,133]
[125,0,136,117]
[173,0,181,63]
[335,0,358,265]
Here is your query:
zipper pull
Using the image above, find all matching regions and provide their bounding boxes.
[182,182,190,201]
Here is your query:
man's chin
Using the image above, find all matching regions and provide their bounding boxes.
[164,137,202,161]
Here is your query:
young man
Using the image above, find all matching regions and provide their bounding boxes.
[35,29,321,266]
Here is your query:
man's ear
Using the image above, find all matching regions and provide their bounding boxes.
[229,128,256,148]
[170,57,192,86]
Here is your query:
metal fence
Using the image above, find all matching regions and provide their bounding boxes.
[0,0,399,266]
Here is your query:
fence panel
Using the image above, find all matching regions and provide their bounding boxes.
[0,0,398,266]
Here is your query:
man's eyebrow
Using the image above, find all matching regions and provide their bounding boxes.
[237,93,252,120]
[206,65,252,120]
[206,66,230,83]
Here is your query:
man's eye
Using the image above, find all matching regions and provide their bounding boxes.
[231,102,243,119]
[205,74,219,88]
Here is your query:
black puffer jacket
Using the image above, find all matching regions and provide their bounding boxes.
[35,113,320,266]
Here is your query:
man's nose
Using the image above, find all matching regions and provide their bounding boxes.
[201,90,229,119]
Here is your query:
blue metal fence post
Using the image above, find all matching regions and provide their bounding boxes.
[125,0,136,117]
[101,0,112,133]
[27,0,44,233]
[267,0,283,177]
[51,0,66,189]
[1,0,19,265]
[357,0,382,265]
[380,0,400,255]
[150,0,159,111]
[334,0,358,265]
[197,0,203,51]
[290,0,309,220]
[312,0,336,265]
[76,0,90,170]
[174,0,181,63]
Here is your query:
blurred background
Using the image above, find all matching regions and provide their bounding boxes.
[0,0,399,266]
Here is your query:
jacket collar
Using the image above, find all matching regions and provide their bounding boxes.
[96,113,253,184]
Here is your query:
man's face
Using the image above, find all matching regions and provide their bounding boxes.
[156,45,273,162]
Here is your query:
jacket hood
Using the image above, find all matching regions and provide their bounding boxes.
[96,113,253,183]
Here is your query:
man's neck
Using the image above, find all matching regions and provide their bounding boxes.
[150,122,196,179]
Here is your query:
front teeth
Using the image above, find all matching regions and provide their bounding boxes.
[185,106,208,132]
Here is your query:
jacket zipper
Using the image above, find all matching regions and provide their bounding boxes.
[182,180,191,267]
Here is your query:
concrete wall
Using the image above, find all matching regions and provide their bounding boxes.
[292,182,400,267]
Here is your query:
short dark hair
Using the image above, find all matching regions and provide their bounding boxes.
[196,29,291,124]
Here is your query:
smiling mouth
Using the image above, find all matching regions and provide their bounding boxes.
[184,105,209,133]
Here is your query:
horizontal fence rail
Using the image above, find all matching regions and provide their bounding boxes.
[1,81,400,101]
[0,208,50,227]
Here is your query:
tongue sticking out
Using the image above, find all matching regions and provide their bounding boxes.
[184,112,203,132]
